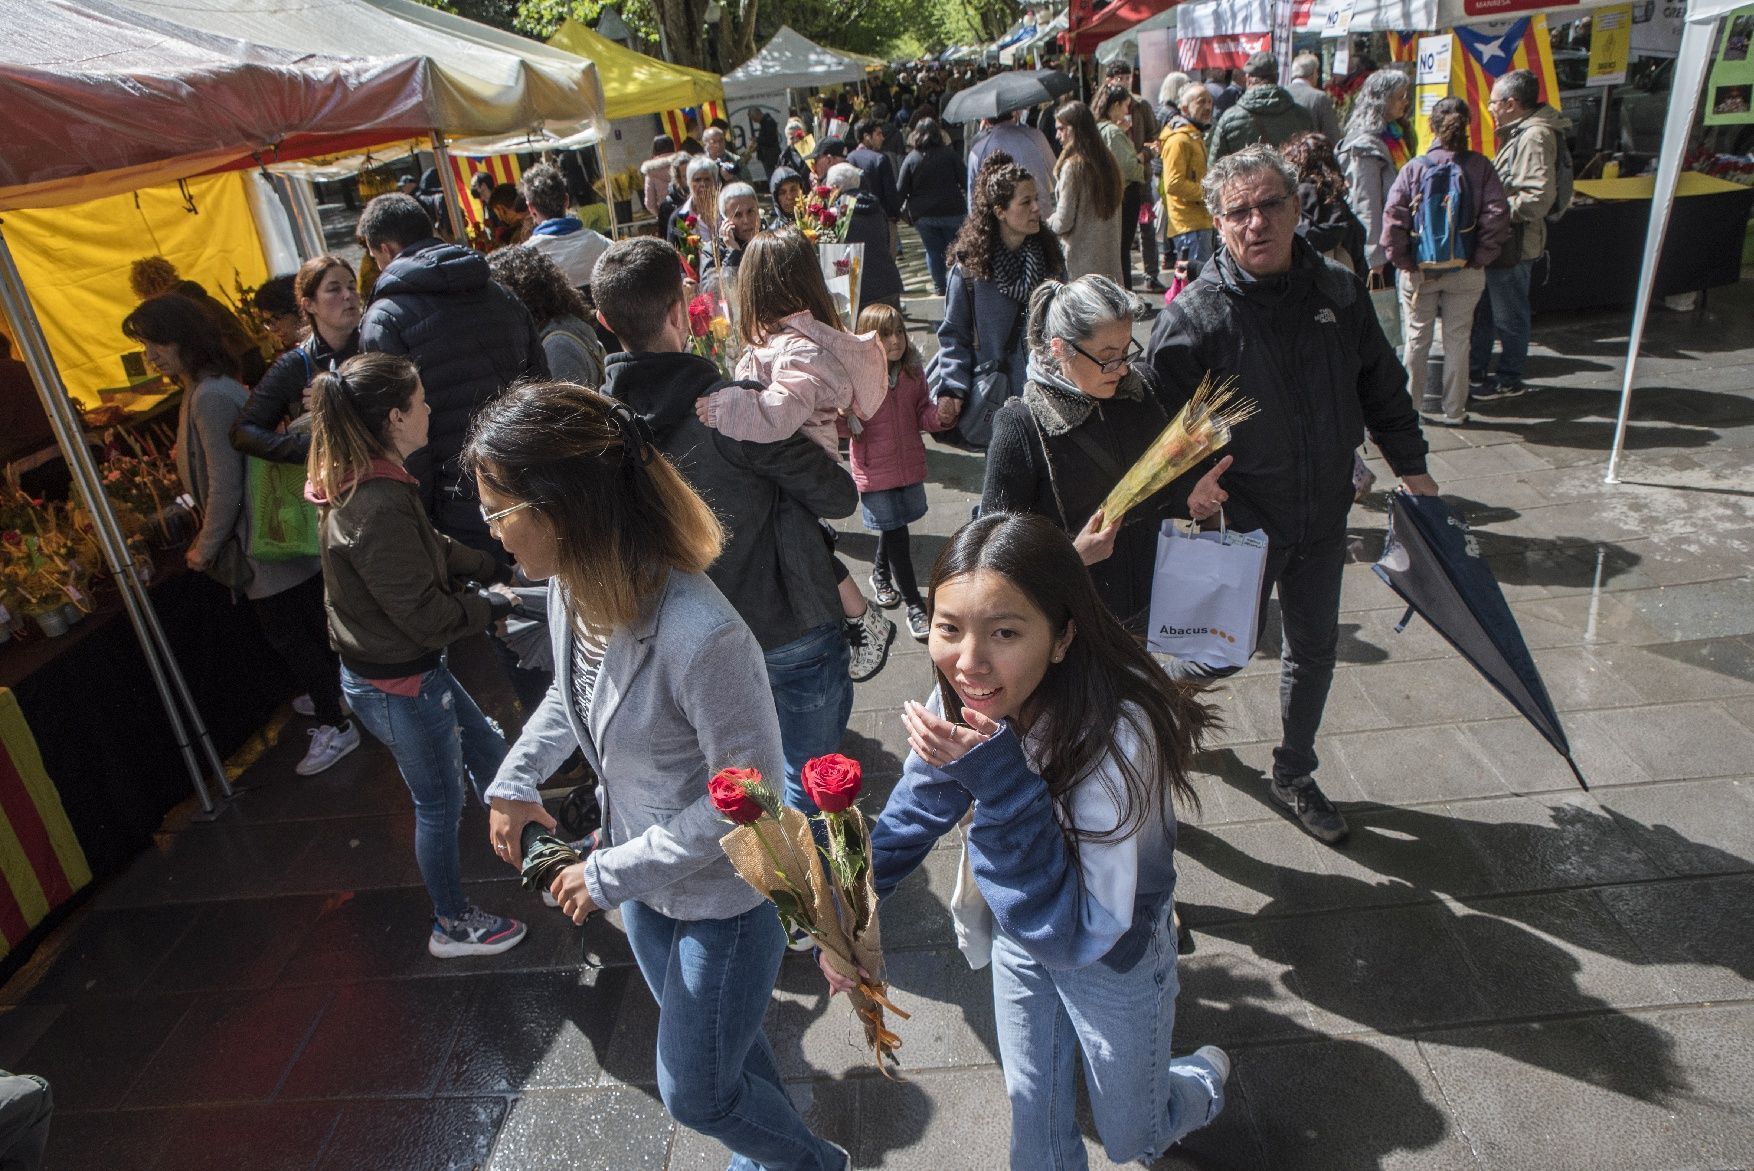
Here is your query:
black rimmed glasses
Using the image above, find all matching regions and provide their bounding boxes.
[1216,195,1291,227]
[1069,338,1141,374]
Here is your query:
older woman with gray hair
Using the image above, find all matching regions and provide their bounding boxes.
[667,155,724,250]
[823,161,905,309]
[1337,69,1415,279]
[981,274,1225,629]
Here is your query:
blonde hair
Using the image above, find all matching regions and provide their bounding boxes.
[857,302,921,376]
[462,382,724,633]
[307,353,419,508]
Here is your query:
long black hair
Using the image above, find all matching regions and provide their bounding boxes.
[928,513,1215,853]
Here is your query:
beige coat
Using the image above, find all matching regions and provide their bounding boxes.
[1493,104,1571,262]
[1048,157,1124,283]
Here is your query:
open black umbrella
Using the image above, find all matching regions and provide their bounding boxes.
[1025,68,1077,99]
[941,72,1057,125]
[1374,493,1588,790]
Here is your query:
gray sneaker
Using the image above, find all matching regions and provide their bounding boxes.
[1268,775,1348,844]
[295,721,361,776]
[1193,1043,1231,1087]
[847,607,896,682]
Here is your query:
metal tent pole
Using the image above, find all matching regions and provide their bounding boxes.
[429,131,473,245]
[0,225,226,809]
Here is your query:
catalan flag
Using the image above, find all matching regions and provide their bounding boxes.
[1451,16,1561,155]
[1386,31,1421,63]
[0,687,92,962]
[445,152,526,229]
[661,102,726,147]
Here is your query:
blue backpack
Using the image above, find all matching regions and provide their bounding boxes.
[1412,156,1476,270]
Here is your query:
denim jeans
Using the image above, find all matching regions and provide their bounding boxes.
[763,622,854,820]
[340,663,507,919]
[990,901,1226,1169]
[621,900,843,1171]
[1167,229,1215,267]
[1468,260,1533,386]
[1158,531,1348,783]
[914,214,966,295]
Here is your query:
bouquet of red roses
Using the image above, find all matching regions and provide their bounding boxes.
[793,184,851,244]
[675,212,705,280]
[712,755,907,1072]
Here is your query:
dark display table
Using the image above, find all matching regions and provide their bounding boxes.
[1532,174,1754,315]
[0,554,293,880]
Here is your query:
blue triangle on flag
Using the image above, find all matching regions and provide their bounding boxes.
[1454,19,1528,74]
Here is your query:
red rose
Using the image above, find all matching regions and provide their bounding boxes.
[709,767,766,824]
[683,212,698,227]
[801,753,862,814]
[688,294,715,338]
[814,185,833,198]
[819,209,837,227]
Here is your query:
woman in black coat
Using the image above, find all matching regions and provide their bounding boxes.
[233,254,361,464]
[982,274,1223,631]
[895,118,967,296]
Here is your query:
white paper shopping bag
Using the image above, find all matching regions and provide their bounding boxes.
[1145,520,1270,670]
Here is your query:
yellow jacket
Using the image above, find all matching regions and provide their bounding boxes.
[1159,120,1214,237]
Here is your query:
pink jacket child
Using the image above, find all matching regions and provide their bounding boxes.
[850,359,954,493]
[699,310,889,457]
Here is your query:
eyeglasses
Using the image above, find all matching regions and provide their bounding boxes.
[481,500,533,529]
[1217,195,1291,227]
[1069,338,1141,374]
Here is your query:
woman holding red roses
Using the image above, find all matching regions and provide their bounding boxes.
[829,512,1231,1169]
[467,382,849,1171]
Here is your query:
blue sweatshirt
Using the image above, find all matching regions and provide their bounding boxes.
[870,696,1179,971]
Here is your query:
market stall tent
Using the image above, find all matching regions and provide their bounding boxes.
[721,26,871,98]
[547,17,723,120]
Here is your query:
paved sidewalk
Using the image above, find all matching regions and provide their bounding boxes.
[3,258,1752,1170]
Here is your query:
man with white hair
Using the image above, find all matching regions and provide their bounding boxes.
[1287,53,1342,142]
[1146,145,1438,845]
[702,125,744,182]
[824,163,905,308]
[700,181,761,293]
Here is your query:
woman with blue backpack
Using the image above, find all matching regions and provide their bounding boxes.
[1383,97,1511,428]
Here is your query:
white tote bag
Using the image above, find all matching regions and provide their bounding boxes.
[1145,520,1270,671]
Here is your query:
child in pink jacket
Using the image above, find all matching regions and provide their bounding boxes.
[852,303,957,642]
[693,228,896,681]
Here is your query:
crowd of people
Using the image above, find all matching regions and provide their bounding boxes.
[65,46,1588,1171]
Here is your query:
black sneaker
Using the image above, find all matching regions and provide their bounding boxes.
[869,571,902,610]
[905,603,930,642]
[1268,775,1348,844]
[1470,382,1526,402]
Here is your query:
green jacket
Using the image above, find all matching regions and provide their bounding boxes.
[1100,118,1144,185]
[1207,84,1315,163]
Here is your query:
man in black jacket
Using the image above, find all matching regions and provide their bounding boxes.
[356,193,548,556]
[591,238,859,827]
[1147,144,1439,845]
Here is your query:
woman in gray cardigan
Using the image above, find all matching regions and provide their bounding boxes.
[471,383,850,1171]
[123,295,359,776]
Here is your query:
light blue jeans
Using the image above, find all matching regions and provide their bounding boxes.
[621,900,844,1171]
[340,663,507,919]
[990,900,1226,1169]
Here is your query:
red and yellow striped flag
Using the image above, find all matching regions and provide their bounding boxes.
[1451,16,1560,155]
[661,102,726,146]
[445,152,526,228]
[1386,31,1421,63]
[0,687,92,960]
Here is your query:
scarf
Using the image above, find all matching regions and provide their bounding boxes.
[531,216,584,237]
[1022,354,1145,435]
[1381,122,1412,172]
[990,235,1047,304]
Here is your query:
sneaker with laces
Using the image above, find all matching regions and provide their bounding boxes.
[1268,775,1348,843]
[869,572,901,610]
[1470,382,1526,402]
[847,607,896,682]
[295,721,360,776]
[905,604,930,642]
[429,906,527,958]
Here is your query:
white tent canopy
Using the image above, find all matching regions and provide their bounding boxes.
[1178,0,1440,36]
[1607,0,1745,481]
[722,25,869,98]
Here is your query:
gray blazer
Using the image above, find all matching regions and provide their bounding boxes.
[485,570,777,921]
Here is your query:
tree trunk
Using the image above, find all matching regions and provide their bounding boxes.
[717,0,760,73]
[651,0,708,70]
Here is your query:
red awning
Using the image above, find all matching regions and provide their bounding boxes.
[1064,0,1180,55]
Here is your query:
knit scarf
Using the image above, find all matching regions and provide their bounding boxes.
[990,235,1048,304]
[1381,122,1412,172]
[1022,355,1145,435]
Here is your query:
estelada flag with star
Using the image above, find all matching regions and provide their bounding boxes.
[1451,16,1561,155]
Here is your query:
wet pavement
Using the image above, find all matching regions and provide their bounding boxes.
[3,249,1752,1170]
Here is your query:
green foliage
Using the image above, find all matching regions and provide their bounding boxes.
[513,0,661,42]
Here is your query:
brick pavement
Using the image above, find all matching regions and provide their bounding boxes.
[3,242,1752,1170]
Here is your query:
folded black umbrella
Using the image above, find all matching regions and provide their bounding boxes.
[942,72,1057,124]
[1374,493,1587,790]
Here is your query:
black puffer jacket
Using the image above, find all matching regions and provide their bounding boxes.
[897,143,968,220]
[1146,237,1427,547]
[601,351,857,652]
[231,329,358,464]
[842,191,905,306]
[358,238,547,496]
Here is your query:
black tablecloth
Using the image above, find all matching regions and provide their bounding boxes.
[1532,186,1754,314]
[0,556,293,879]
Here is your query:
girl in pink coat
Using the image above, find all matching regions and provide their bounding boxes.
[693,227,898,682]
[852,303,958,642]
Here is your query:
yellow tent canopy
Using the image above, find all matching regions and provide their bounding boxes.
[546,19,724,122]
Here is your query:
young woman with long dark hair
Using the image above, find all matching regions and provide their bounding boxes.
[1047,102,1123,284]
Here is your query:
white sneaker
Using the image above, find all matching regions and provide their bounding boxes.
[295,722,361,776]
[1193,1043,1231,1087]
